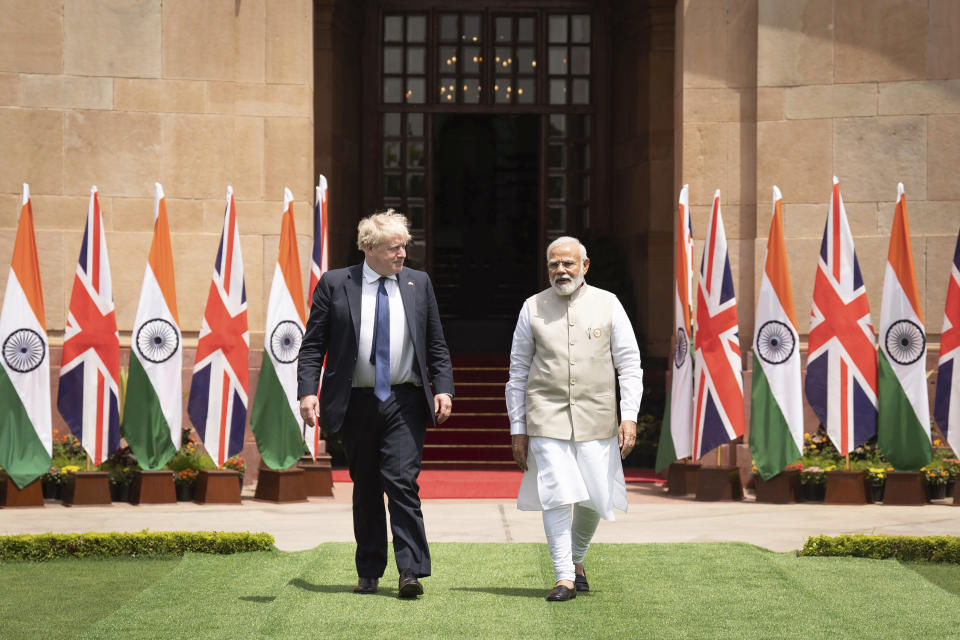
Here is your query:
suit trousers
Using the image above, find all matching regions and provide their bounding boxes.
[342,383,430,579]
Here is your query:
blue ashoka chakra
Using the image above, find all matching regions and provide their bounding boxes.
[885,319,925,365]
[757,320,796,365]
[136,318,179,364]
[3,328,45,373]
[270,320,303,364]
[674,327,688,369]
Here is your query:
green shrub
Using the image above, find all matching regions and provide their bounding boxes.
[166,439,216,473]
[0,531,274,561]
[800,535,960,563]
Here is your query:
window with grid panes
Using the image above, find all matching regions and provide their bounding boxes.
[378,10,594,250]
[382,14,427,104]
[382,112,427,268]
[547,14,591,105]
[546,113,590,235]
[493,15,536,104]
[438,13,483,104]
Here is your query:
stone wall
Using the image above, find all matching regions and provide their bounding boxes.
[678,0,960,346]
[612,0,676,362]
[0,0,315,477]
[0,0,315,342]
[677,0,960,442]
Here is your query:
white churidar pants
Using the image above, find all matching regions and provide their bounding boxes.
[517,435,628,582]
[543,503,602,582]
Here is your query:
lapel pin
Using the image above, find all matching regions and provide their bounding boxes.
[408,281,414,286]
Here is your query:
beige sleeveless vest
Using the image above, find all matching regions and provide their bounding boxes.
[524,284,619,441]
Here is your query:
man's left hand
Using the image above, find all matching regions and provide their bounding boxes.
[618,420,637,460]
[434,393,452,424]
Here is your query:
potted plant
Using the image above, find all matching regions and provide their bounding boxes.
[223,455,245,489]
[867,467,889,503]
[944,459,959,497]
[108,467,134,502]
[174,468,197,501]
[166,434,214,501]
[923,465,949,501]
[59,464,81,479]
[799,466,826,502]
[41,466,62,499]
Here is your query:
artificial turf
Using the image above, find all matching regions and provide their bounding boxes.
[2,543,959,639]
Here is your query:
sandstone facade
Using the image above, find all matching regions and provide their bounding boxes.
[1,0,959,469]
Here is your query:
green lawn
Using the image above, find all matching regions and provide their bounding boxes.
[2,543,959,639]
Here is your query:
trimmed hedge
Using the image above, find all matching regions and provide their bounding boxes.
[800,535,960,563]
[0,530,275,561]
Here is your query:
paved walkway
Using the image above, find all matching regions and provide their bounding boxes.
[2,483,958,553]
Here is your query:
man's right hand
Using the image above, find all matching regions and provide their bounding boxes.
[511,434,529,472]
[299,394,319,428]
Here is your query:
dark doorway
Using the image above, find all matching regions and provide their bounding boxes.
[432,114,540,353]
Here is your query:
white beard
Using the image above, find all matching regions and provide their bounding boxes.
[551,272,584,296]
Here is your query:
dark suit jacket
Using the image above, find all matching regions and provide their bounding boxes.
[297,263,454,433]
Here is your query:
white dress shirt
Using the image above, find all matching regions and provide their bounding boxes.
[353,261,420,388]
[505,288,643,435]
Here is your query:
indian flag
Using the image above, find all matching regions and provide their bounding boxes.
[749,186,803,480]
[251,188,307,470]
[877,183,932,471]
[656,185,693,472]
[123,183,182,470]
[0,184,52,489]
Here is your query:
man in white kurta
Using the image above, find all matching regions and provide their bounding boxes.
[505,236,644,602]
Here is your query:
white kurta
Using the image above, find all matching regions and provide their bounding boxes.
[517,434,628,520]
[505,286,643,520]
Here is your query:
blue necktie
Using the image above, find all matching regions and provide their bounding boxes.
[370,277,391,401]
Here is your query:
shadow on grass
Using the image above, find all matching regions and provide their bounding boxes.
[900,562,960,598]
[238,596,276,603]
[286,578,358,594]
[450,586,548,599]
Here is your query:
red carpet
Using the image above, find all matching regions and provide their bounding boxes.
[330,468,665,499]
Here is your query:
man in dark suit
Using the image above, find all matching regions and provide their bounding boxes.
[297,210,453,599]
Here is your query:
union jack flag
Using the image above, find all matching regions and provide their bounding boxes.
[188,187,250,467]
[57,187,120,466]
[304,176,330,458]
[693,190,744,460]
[934,227,960,456]
[805,177,877,456]
[309,175,329,305]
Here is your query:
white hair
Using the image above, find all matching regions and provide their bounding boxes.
[546,236,588,262]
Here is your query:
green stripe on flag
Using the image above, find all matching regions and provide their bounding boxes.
[0,367,51,489]
[122,354,177,471]
[877,351,932,472]
[655,387,677,473]
[748,354,801,481]
[251,353,306,470]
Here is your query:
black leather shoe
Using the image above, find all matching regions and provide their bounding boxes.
[574,570,589,592]
[354,577,378,594]
[546,584,576,601]
[398,569,423,598]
